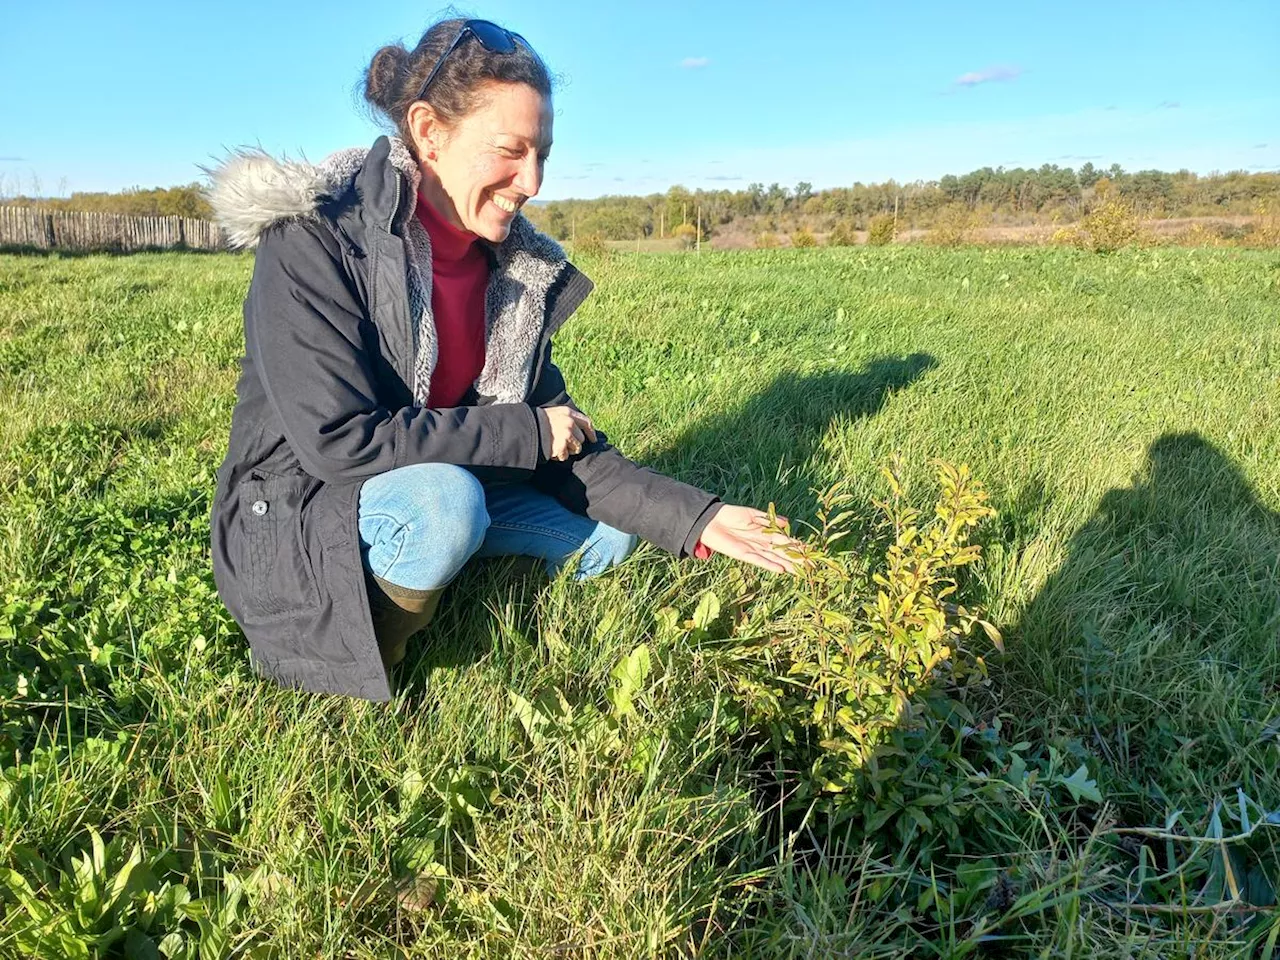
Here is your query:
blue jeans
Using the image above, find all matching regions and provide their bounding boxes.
[357,463,639,589]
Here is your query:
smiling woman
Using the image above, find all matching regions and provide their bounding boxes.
[205,17,801,701]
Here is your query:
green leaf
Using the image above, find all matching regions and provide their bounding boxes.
[508,691,546,748]
[608,644,652,719]
[978,618,1004,653]
[693,591,721,631]
[1060,764,1102,804]
[0,867,52,922]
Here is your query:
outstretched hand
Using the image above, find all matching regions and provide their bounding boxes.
[698,504,802,574]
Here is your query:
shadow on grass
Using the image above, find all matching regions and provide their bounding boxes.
[647,352,938,515]
[1011,431,1280,806]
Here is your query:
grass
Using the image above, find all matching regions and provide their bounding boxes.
[0,243,1278,956]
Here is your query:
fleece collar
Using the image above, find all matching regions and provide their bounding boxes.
[206,135,573,405]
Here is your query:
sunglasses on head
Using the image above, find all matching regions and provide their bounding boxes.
[415,19,529,103]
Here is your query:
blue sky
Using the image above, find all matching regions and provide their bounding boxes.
[2,1,1276,200]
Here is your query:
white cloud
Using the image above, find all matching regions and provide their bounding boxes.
[954,65,1022,88]
[680,57,710,69]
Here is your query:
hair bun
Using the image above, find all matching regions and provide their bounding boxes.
[364,44,408,115]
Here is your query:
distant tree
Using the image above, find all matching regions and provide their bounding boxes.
[1121,170,1175,213]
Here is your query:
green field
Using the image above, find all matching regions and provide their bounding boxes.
[1,245,1278,957]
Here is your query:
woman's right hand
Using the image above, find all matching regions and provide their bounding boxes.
[538,405,598,461]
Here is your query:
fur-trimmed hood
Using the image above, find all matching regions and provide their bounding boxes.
[204,134,566,263]
[205,135,580,407]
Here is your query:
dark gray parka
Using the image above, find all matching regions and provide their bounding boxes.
[209,135,719,701]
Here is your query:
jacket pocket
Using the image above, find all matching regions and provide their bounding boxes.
[237,473,320,619]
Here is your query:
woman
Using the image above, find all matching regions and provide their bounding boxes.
[208,18,798,701]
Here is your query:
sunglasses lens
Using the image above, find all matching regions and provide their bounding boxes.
[467,20,517,53]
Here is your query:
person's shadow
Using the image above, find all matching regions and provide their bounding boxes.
[397,353,938,693]
[1008,431,1280,809]
[642,353,938,517]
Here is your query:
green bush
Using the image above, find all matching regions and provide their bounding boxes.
[1076,199,1143,253]
[671,222,699,249]
[867,214,896,246]
[790,228,817,248]
[926,204,978,246]
[827,220,858,246]
[710,460,1072,863]
[571,233,609,257]
[755,232,780,249]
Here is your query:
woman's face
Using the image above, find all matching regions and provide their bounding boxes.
[412,82,553,243]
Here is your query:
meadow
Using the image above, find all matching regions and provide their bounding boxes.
[0,242,1278,957]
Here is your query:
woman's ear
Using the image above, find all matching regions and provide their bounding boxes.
[406,101,444,161]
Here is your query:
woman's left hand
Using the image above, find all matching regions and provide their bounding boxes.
[698,504,802,574]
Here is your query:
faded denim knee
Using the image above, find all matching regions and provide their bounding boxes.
[358,463,490,589]
[574,525,639,580]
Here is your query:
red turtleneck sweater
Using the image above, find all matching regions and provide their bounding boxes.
[416,195,489,408]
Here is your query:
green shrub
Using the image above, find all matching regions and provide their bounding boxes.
[571,233,609,257]
[867,214,896,246]
[827,220,858,246]
[926,204,978,246]
[723,460,999,785]
[755,232,780,249]
[671,222,699,249]
[790,228,817,248]
[1077,199,1142,253]
[709,459,1075,864]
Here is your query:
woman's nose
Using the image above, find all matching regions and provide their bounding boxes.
[514,153,542,198]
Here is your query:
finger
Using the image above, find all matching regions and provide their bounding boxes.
[570,411,598,442]
[738,529,794,550]
[570,425,585,444]
[743,551,791,575]
[756,549,800,574]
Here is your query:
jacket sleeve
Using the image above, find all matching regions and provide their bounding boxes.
[245,220,543,484]
[528,349,721,558]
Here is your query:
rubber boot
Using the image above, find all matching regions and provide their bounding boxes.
[365,573,445,670]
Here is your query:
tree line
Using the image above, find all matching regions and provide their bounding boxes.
[522,164,1280,242]
[0,184,212,219]
[3,163,1274,242]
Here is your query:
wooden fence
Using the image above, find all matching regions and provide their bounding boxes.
[0,206,225,252]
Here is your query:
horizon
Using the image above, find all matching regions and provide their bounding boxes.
[3,0,1277,201]
[5,155,1274,207]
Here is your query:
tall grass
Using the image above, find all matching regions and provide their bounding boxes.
[0,245,1277,955]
